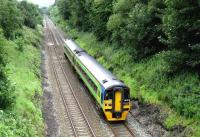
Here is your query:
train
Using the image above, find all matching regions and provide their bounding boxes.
[63,39,131,121]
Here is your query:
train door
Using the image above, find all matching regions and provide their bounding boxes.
[113,88,123,118]
[114,90,122,112]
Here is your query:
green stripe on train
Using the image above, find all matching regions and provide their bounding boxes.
[64,45,103,106]
[75,58,102,105]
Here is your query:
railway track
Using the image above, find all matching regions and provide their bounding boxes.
[45,18,96,137]
[80,84,136,137]
[107,122,135,137]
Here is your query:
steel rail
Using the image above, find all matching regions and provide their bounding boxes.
[47,18,96,137]
[124,122,136,137]
[107,121,136,137]
[45,20,78,137]
[107,122,120,137]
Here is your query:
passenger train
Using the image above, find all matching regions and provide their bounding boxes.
[64,39,131,121]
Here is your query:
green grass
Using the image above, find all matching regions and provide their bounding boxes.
[61,25,200,137]
[0,26,43,136]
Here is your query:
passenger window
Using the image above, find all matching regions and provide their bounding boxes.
[105,92,112,100]
[124,90,130,100]
[77,64,98,94]
[98,89,100,97]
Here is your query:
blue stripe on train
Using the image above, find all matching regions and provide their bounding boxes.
[101,86,106,104]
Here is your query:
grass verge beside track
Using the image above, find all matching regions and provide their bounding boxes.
[0,26,44,137]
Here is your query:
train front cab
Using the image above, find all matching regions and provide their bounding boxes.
[103,87,131,121]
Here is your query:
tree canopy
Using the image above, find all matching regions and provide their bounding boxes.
[0,0,22,39]
[55,0,200,72]
[18,1,42,29]
[0,0,42,109]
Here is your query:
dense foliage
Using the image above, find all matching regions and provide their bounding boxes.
[0,32,14,109]
[162,0,200,72]
[0,0,19,108]
[0,26,43,137]
[55,0,200,69]
[0,0,42,39]
[0,0,42,110]
[0,0,22,39]
[18,1,42,29]
[0,0,43,136]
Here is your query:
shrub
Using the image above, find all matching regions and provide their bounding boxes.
[15,37,24,52]
[164,73,200,119]
[0,32,14,109]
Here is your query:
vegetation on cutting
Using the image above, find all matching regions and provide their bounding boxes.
[0,0,43,136]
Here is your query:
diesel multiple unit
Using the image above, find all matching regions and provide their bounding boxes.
[64,39,131,121]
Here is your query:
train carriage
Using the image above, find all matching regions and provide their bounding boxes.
[64,39,131,121]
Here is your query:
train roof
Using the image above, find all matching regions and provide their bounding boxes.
[64,39,127,90]
[64,38,83,52]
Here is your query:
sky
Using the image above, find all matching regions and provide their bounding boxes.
[18,0,55,7]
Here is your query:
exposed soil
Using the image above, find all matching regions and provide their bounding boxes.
[131,101,168,137]
[131,101,187,137]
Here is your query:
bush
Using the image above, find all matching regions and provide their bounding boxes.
[0,110,40,136]
[0,31,14,109]
[164,73,200,119]
[163,50,187,73]
[15,37,24,52]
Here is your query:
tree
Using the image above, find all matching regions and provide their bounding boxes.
[90,0,113,40]
[18,1,42,29]
[162,0,200,72]
[56,0,93,31]
[53,0,200,72]
[107,0,166,59]
[57,0,71,20]
[0,0,22,39]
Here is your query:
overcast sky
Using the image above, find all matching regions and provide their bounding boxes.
[18,0,55,7]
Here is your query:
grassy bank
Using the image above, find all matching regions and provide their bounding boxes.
[53,16,200,136]
[0,26,43,136]
[75,31,200,137]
